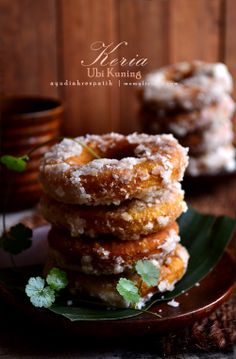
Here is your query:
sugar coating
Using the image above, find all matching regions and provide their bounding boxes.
[188,145,236,176]
[143,61,233,110]
[168,94,235,137]
[40,133,189,206]
[167,299,179,308]
[158,280,175,292]
[159,229,180,254]
[48,225,182,276]
[135,293,153,310]
[42,182,186,241]
[157,216,169,226]
[44,138,83,160]
[96,247,110,259]
[120,212,133,222]
[175,244,190,268]
[198,118,233,152]
[69,217,87,236]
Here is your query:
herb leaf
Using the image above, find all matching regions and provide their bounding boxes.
[1,223,32,255]
[25,268,68,309]
[25,277,55,308]
[116,278,140,304]
[135,260,160,287]
[0,155,29,172]
[46,268,68,291]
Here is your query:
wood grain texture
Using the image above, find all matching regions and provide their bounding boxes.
[118,0,170,134]
[0,0,58,97]
[0,0,236,137]
[59,0,120,136]
[225,0,236,95]
[169,0,222,62]
[225,0,236,137]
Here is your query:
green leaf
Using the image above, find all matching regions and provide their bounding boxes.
[25,277,45,297]
[0,207,235,321]
[25,277,55,308]
[49,304,139,321]
[116,278,140,304]
[1,223,32,255]
[135,260,160,287]
[46,268,68,291]
[0,155,29,172]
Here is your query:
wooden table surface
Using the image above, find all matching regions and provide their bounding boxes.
[0,176,236,359]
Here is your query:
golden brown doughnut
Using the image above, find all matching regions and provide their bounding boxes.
[39,133,188,206]
[141,94,235,137]
[142,61,233,111]
[41,183,187,240]
[187,145,236,176]
[47,222,180,275]
[44,243,189,308]
[179,118,234,156]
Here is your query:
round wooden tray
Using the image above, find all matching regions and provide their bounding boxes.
[0,250,235,337]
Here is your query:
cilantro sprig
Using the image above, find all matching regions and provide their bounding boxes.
[116,260,160,308]
[25,268,68,308]
[0,155,29,172]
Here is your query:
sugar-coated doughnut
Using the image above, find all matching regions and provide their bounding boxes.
[180,118,234,156]
[187,145,236,176]
[141,94,235,137]
[41,183,187,240]
[44,243,189,309]
[47,222,180,275]
[142,61,233,111]
[39,133,188,206]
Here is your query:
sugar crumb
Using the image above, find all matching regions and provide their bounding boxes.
[167,299,179,308]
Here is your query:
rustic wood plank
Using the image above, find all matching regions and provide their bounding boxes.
[118,0,169,134]
[169,0,222,62]
[0,0,58,97]
[225,0,236,138]
[59,0,120,136]
[225,0,236,94]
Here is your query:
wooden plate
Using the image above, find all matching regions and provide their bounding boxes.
[0,245,235,337]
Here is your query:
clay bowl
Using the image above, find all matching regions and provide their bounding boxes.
[0,96,63,212]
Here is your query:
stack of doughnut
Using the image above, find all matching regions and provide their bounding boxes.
[139,61,236,176]
[39,133,189,309]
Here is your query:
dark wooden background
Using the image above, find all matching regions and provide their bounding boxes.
[1,0,236,136]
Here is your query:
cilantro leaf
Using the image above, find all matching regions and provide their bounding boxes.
[25,277,55,308]
[25,277,45,296]
[135,260,160,287]
[1,223,32,255]
[0,155,29,172]
[116,278,140,304]
[46,267,68,291]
